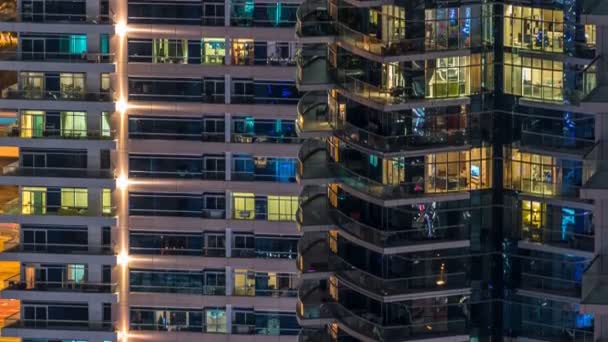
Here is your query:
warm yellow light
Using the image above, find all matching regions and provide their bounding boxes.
[115,22,128,36]
[117,252,130,266]
[115,99,128,113]
[116,175,129,190]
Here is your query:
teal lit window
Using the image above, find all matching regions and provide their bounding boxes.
[69,35,87,54]
[100,34,110,54]
[369,155,378,167]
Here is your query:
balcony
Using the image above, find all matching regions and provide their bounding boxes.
[3,276,116,295]
[329,302,469,342]
[295,0,335,42]
[297,139,337,185]
[582,143,608,199]
[298,328,333,342]
[330,208,469,252]
[0,51,114,65]
[335,120,468,156]
[0,166,113,179]
[1,88,113,103]
[517,321,593,342]
[1,242,114,256]
[518,272,581,298]
[0,126,114,141]
[582,255,608,307]
[338,74,469,112]
[2,12,112,24]
[231,134,303,145]
[297,186,332,232]
[519,130,596,157]
[333,255,470,300]
[296,50,334,92]
[2,314,113,332]
[231,171,296,183]
[296,91,332,138]
[519,227,594,253]
[582,0,608,24]
[297,233,332,276]
[296,279,333,327]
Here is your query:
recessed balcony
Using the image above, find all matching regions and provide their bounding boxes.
[296,91,332,138]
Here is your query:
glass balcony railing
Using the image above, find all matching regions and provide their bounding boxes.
[339,74,434,107]
[230,134,303,144]
[329,302,469,342]
[0,51,114,63]
[297,234,332,274]
[296,51,334,89]
[295,0,335,39]
[1,88,113,102]
[129,170,225,180]
[297,187,332,230]
[519,227,594,252]
[334,254,470,297]
[297,139,337,182]
[520,130,596,155]
[231,171,296,183]
[518,320,593,342]
[3,275,116,293]
[297,91,331,136]
[518,272,581,297]
[334,120,468,154]
[3,313,114,331]
[330,208,469,249]
[129,246,225,257]
[130,284,226,296]
[0,126,114,140]
[3,243,114,255]
[14,13,112,24]
[0,166,114,179]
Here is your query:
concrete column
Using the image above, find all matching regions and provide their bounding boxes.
[85,0,100,21]
[225,266,233,294]
[225,113,231,143]
[225,37,231,65]
[225,190,232,220]
[88,149,101,170]
[88,263,102,283]
[225,228,232,258]
[225,304,233,334]
[88,301,103,327]
[223,0,230,27]
[86,72,101,94]
[88,188,102,216]
[88,224,102,253]
[224,74,231,104]
[225,152,231,181]
[87,33,101,54]
[87,110,102,137]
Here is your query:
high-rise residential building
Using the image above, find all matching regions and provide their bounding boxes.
[0,0,304,341]
[296,0,608,341]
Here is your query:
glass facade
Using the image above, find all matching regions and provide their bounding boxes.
[296,0,602,341]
